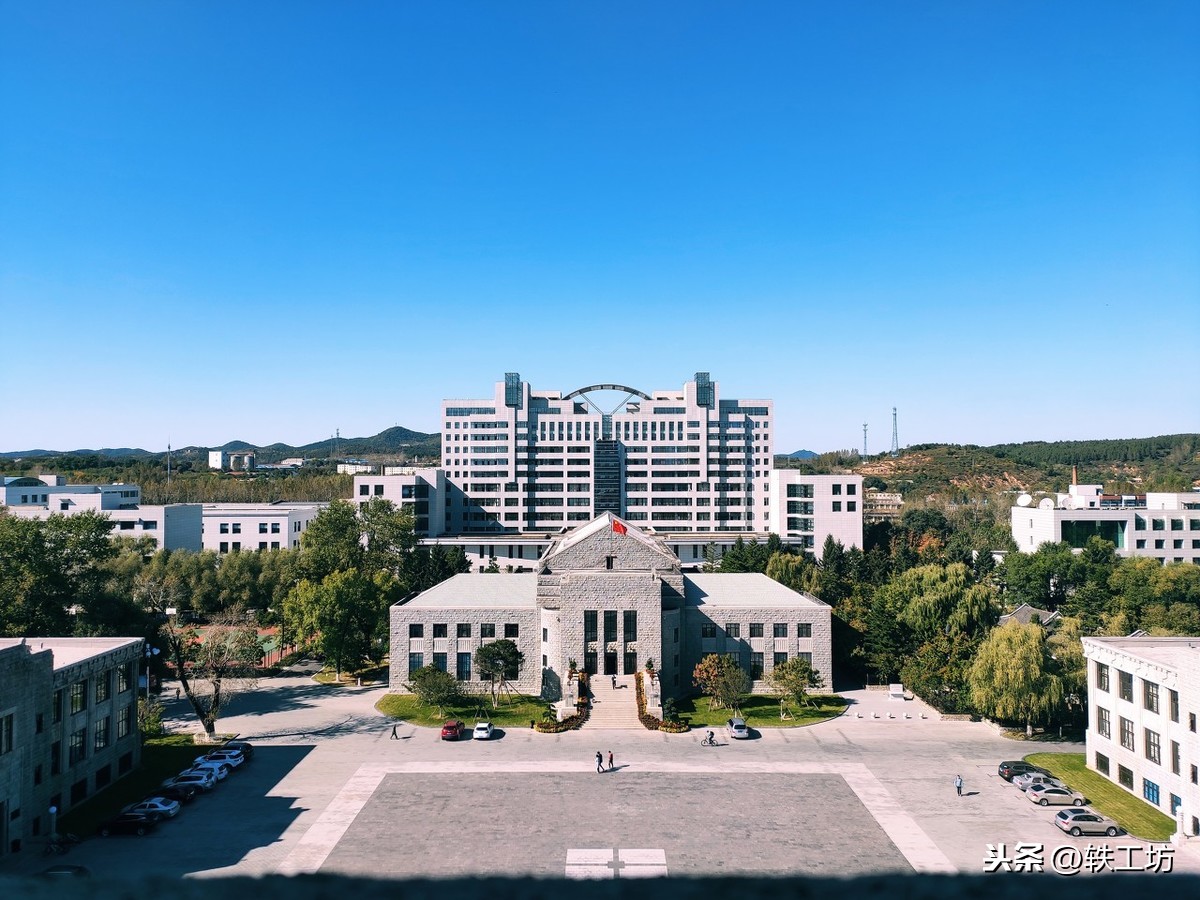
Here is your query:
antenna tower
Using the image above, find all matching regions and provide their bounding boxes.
[890,407,899,457]
[862,423,868,457]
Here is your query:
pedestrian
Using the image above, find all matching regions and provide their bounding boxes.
[595,751,604,774]
[390,724,399,740]
[954,774,963,797]
[608,750,614,771]
[175,687,181,701]
[611,675,617,689]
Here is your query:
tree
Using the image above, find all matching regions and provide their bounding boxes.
[968,620,1063,735]
[406,665,463,716]
[282,568,396,679]
[768,656,823,709]
[693,653,749,711]
[475,639,524,708]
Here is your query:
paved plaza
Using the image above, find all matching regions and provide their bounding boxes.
[5,674,1199,881]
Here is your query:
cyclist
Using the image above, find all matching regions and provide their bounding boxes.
[705,730,715,745]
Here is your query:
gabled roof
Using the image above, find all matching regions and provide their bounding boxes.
[999,603,1061,627]
[539,512,679,571]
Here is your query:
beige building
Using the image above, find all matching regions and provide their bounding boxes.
[0,637,144,859]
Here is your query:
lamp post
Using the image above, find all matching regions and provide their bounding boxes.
[144,645,161,702]
[48,805,57,841]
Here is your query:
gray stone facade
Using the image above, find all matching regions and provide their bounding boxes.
[0,637,143,860]
[388,514,833,707]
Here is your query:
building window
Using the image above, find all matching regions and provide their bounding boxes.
[773,651,788,668]
[93,716,111,752]
[69,680,87,715]
[95,764,112,790]
[749,623,764,638]
[0,713,13,755]
[832,484,842,495]
[220,542,229,553]
[1192,713,1197,733]
[481,624,496,639]
[432,623,447,638]
[52,689,63,723]
[259,523,268,533]
[1143,779,1160,806]
[408,652,423,675]
[701,623,716,639]
[1145,729,1161,764]
[1096,663,1109,692]
[1096,707,1110,739]
[847,501,857,512]
[117,705,133,740]
[749,652,764,680]
[1143,680,1159,713]
[1094,752,1109,775]
[409,624,424,638]
[725,623,740,638]
[432,653,447,672]
[773,623,787,638]
[797,623,812,639]
[117,663,131,694]
[1119,717,1134,751]
[1118,765,1133,789]
[1118,670,1133,702]
[50,741,61,775]
[220,523,229,533]
[1172,741,1181,775]
[457,624,471,638]
[69,727,87,765]
[1169,690,1179,722]
[456,653,472,681]
[504,623,519,639]
[232,523,241,534]
[832,501,842,512]
[623,610,638,641]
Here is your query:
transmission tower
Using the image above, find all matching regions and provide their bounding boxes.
[862,423,868,457]
[890,407,899,457]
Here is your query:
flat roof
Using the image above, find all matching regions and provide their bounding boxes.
[1083,637,1200,671]
[398,573,538,609]
[683,574,827,609]
[0,637,142,669]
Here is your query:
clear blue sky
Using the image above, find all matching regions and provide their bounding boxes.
[2,2,1197,455]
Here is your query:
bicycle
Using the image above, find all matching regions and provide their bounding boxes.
[700,732,718,747]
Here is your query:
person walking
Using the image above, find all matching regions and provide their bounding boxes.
[611,674,617,690]
[391,724,399,740]
[595,751,604,774]
[608,750,614,771]
[954,774,963,797]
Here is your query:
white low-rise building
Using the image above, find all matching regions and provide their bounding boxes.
[1082,636,1200,839]
[767,471,864,551]
[1011,484,1200,563]
[201,502,326,553]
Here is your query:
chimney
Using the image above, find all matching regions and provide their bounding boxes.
[1072,465,1078,486]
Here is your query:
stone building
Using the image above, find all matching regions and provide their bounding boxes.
[389,514,833,709]
[0,637,144,860]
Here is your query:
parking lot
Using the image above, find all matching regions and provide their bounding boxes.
[5,676,1197,880]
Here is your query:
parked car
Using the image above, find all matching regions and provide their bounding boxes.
[1054,808,1095,821]
[155,784,199,804]
[123,797,181,821]
[472,721,494,740]
[1027,784,1086,806]
[441,720,465,740]
[1013,772,1065,792]
[98,813,158,837]
[188,760,231,780]
[195,750,244,769]
[726,717,750,740]
[163,770,216,792]
[37,865,92,878]
[224,740,254,761]
[1055,811,1121,837]
[997,761,1049,782]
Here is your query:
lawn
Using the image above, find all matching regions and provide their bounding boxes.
[376,692,550,729]
[671,694,848,729]
[1024,752,1176,841]
[57,735,214,838]
[313,663,388,685]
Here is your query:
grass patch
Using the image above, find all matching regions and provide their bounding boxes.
[671,694,847,729]
[313,663,388,685]
[57,735,212,838]
[376,693,550,729]
[1024,752,1176,841]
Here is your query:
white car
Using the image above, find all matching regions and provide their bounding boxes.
[472,721,494,740]
[187,761,231,781]
[195,750,244,769]
[1012,772,1065,792]
[1027,784,1087,807]
[726,717,750,740]
[124,797,181,821]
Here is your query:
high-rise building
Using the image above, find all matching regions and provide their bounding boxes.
[436,372,773,534]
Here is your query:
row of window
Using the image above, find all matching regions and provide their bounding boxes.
[701,623,814,639]
[56,663,136,721]
[1095,752,1195,833]
[1135,517,1200,531]
[1095,662,1184,723]
[409,623,519,639]
[1096,706,1189,774]
[1133,538,1200,550]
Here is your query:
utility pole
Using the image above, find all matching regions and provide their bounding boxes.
[890,407,900,458]
[862,423,868,457]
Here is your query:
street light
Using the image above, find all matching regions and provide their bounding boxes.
[144,645,160,702]
[48,805,57,841]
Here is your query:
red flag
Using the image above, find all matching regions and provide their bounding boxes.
[612,520,628,535]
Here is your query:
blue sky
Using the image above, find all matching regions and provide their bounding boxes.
[2,2,1197,455]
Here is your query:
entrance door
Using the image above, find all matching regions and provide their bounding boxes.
[623,651,638,674]
[603,652,618,675]
[584,652,597,675]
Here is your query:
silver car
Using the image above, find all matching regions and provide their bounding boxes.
[1027,784,1086,806]
[1012,772,1065,792]
[1055,810,1120,837]
[726,717,750,740]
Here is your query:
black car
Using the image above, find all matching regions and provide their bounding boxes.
[156,784,199,804]
[225,740,253,761]
[97,813,158,837]
[998,760,1050,782]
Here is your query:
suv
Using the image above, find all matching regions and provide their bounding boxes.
[997,761,1048,782]
[1012,772,1064,792]
[441,720,465,740]
[726,717,750,740]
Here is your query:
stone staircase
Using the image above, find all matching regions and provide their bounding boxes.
[584,674,642,729]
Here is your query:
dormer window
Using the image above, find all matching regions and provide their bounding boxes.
[606,556,615,570]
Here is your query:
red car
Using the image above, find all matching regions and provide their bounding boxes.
[440,720,464,740]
